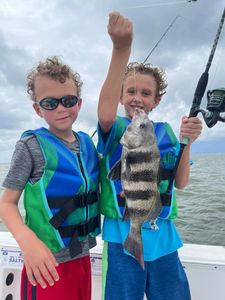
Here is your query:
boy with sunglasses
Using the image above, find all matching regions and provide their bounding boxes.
[0,56,100,300]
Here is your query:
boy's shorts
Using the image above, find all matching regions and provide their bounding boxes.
[21,255,91,300]
[102,242,191,300]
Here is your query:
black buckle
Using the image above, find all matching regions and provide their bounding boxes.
[78,191,98,206]
[78,194,87,207]
[79,222,88,236]
[160,193,172,206]
[117,194,125,206]
[49,214,65,229]
[86,192,92,204]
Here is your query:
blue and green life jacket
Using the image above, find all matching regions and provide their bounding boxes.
[22,127,100,257]
[99,116,180,220]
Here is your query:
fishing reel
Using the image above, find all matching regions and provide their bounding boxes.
[197,88,225,128]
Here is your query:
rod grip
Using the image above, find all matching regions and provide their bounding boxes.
[189,72,209,117]
[180,137,189,145]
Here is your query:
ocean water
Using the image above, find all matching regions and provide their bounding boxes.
[175,152,225,246]
[0,153,225,246]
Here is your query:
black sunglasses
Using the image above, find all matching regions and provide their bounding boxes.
[37,95,79,110]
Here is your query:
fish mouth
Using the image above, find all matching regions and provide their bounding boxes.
[132,107,146,120]
[131,105,145,111]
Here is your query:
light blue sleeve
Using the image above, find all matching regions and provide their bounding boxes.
[97,121,117,156]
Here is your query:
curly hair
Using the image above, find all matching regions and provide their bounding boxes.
[124,62,168,98]
[27,56,83,101]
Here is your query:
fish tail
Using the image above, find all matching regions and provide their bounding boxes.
[123,225,144,269]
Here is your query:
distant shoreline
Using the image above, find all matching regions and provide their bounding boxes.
[0,151,224,165]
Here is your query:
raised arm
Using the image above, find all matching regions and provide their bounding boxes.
[98,12,133,133]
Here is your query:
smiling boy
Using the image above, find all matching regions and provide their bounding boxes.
[97,12,202,300]
[0,56,100,300]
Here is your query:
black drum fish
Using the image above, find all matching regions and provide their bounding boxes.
[108,108,162,269]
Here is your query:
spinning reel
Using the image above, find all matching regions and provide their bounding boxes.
[168,7,224,183]
[196,88,225,128]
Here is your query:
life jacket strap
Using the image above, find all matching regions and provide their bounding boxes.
[58,215,100,238]
[57,215,100,257]
[160,168,173,206]
[49,191,99,229]
[117,195,125,207]
[160,193,172,206]
[160,168,173,180]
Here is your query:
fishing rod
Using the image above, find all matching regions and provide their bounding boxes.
[187,7,225,127]
[167,7,225,192]
[184,6,225,134]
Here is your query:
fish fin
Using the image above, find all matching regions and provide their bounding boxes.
[123,225,144,269]
[150,219,159,230]
[122,205,130,221]
[107,160,122,180]
[148,192,162,221]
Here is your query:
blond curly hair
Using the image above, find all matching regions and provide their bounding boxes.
[27,56,83,101]
[123,62,168,98]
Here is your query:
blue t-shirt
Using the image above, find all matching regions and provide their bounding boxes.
[97,118,183,261]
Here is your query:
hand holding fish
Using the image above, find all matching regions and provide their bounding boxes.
[179,116,202,144]
[108,11,133,50]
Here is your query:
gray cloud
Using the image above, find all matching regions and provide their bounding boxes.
[0,0,225,162]
[0,33,32,87]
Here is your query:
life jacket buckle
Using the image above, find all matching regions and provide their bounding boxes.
[160,192,172,206]
[79,222,88,236]
[86,191,94,204]
[79,194,87,207]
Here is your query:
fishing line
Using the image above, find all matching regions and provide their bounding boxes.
[91,130,97,139]
[112,0,197,105]
[143,15,180,64]
[130,31,138,106]
[117,0,190,10]
[130,13,182,100]
[208,32,225,88]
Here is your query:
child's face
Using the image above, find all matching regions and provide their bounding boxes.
[33,76,81,138]
[120,73,160,119]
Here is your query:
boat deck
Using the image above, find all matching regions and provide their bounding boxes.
[1,232,225,300]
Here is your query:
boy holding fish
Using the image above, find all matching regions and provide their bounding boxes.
[98,11,202,300]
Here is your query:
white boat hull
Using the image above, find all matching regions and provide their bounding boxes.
[1,232,225,300]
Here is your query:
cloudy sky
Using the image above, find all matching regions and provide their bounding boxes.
[0,0,225,162]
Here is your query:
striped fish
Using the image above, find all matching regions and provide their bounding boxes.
[108,108,162,269]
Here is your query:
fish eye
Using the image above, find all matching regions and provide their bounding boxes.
[140,123,145,129]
